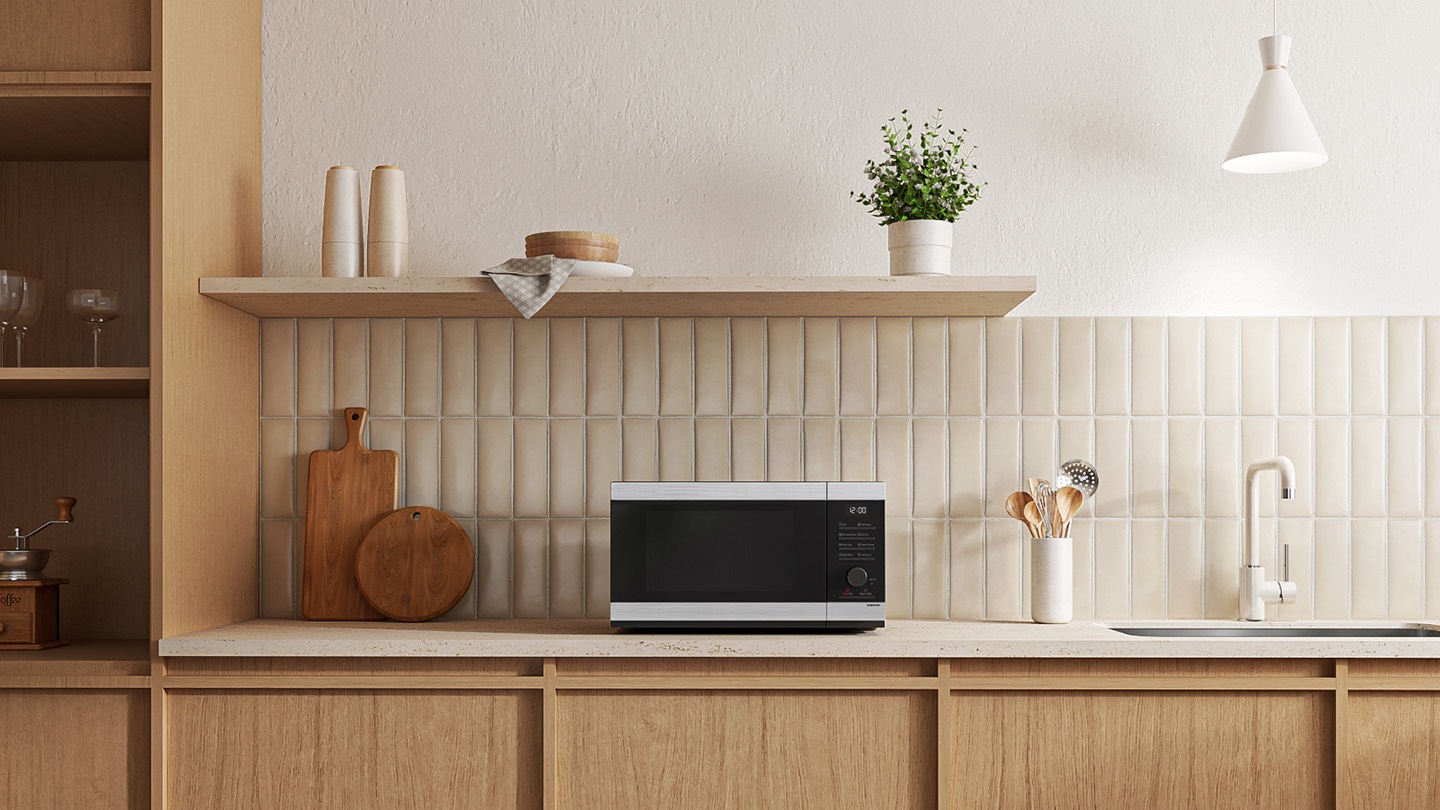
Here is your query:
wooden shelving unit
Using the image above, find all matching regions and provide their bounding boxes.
[0,71,151,160]
[0,367,149,398]
[0,638,150,681]
[199,274,1037,318]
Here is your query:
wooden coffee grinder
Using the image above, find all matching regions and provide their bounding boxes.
[0,497,76,650]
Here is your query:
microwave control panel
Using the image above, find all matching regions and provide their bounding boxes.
[827,499,885,604]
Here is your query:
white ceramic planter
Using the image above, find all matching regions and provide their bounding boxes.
[1031,536,1073,624]
[886,219,953,276]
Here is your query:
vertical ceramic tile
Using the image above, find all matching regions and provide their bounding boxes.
[984,521,1022,620]
[332,319,369,411]
[875,419,910,517]
[477,419,513,518]
[443,521,479,620]
[1057,318,1092,416]
[1130,318,1165,416]
[260,420,294,518]
[549,419,585,516]
[694,418,730,482]
[402,319,439,417]
[1389,317,1424,417]
[621,319,657,416]
[886,519,912,618]
[1429,319,1440,415]
[1093,521,1130,618]
[949,521,984,619]
[584,419,620,515]
[1166,521,1204,619]
[549,519,585,618]
[912,318,947,416]
[1094,318,1129,416]
[657,418,694,482]
[839,318,875,417]
[1203,520,1241,619]
[440,419,477,518]
[1131,420,1166,518]
[512,520,548,618]
[1204,318,1239,416]
[729,318,765,416]
[260,521,295,619]
[1351,419,1386,518]
[1020,318,1057,416]
[260,319,296,417]
[294,419,333,517]
[1271,419,1312,518]
[875,319,911,416]
[1241,418,1278,510]
[1275,520,1314,621]
[803,419,838,482]
[475,520,513,618]
[1092,419,1129,518]
[1057,419,1094,472]
[1389,419,1423,518]
[1313,520,1350,619]
[403,419,439,508]
[1430,421,1440,517]
[694,319,730,416]
[1388,521,1425,619]
[586,519,611,617]
[984,419,1021,518]
[839,419,875,482]
[1430,522,1440,619]
[1166,317,1202,416]
[766,318,803,416]
[366,418,404,457]
[948,419,983,518]
[549,319,585,417]
[512,318,548,417]
[1351,318,1385,416]
[730,419,766,481]
[948,318,983,416]
[439,319,476,417]
[1205,420,1240,518]
[1021,419,1056,499]
[368,319,405,417]
[985,318,1020,416]
[1277,318,1313,417]
[1168,420,1203,518]
[477,319,513,416]
[912,521,947,619]
[1351,520,1387,619]
[658,318,694,417]
[802,318,838,416]
[1315,419,1349,518]
[621,418,658,481]
[1313,317,1349,416]
[912,419,948,519]
[767,418,802,481]
[1131,520,1166,619]
[1069,519,1095,620]
[585,319,620,416]
[1239,317,1275,416]
[511,420,548,517]
[296,319,332,417]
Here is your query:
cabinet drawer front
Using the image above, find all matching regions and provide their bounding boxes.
[0,613,35,643]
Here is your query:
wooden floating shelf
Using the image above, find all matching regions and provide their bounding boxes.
[0,638,150,681]
[0,71,151,160]
[199,275,1036,318]
[0,367,150,398]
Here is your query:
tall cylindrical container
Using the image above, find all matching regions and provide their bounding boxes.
[367,165,409,278]
[1031,536,1073,624]
[321,166,364,277]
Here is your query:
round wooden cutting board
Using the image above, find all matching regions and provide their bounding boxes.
[355,507,474,622]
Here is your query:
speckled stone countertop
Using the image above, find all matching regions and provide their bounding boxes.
[157,618,1440,658]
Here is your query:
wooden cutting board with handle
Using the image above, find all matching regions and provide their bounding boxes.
[355,507,474,622]
[302,407,396,620]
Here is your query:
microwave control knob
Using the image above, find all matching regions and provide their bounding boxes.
[846,567,869,588]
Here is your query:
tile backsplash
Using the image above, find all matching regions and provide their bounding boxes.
[258,316,1440,623]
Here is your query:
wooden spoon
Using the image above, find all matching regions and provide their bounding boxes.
[1005,491,1037,538]
[1054,486,1084,537]
[1024,501,1047,539]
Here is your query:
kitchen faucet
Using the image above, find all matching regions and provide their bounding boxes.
[1240,456,1298,621]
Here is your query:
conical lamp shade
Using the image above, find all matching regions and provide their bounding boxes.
[1223,35,1327,174]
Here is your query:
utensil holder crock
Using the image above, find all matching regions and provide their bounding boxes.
[1031,535,1073,624]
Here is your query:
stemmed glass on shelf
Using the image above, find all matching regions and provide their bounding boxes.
[11,277,44,367]
[0,271,24,367]
[66,289,122,367]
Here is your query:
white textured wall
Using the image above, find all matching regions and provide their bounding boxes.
[263,1,1440,315]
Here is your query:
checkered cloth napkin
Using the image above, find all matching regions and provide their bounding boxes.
[481,256,576,319]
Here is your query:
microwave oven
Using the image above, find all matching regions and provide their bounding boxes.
[609,482,885,630]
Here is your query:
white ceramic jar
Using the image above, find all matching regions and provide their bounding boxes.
[1031,536,1073,624]
[886,219,953,276]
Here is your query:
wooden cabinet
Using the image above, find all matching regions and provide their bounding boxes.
[0,688,148,809]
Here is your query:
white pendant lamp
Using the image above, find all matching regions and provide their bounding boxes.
[1222,2,1327,174]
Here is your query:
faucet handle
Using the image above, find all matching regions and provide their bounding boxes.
[1283,543,1289,582]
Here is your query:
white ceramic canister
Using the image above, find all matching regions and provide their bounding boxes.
[1031,536,1073,624]
[886,219,953,276]
[321,166,364,278]
[367,165,409,278]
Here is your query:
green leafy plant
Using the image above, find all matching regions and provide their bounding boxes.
[852,109,984,225]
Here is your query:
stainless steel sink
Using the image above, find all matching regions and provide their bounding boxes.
[1108,625,1440,638]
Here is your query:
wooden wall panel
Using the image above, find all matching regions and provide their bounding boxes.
[1347,693,1440,807]
[949,691,1332,809]
[0,1,150,71]
[558,690,936,809]
[166,690,541,809]
[0,689,148,809]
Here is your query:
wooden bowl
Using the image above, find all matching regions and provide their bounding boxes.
[525,243,619,262]
[525,230,618,248]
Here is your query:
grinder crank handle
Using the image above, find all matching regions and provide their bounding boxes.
[56,497,76,522]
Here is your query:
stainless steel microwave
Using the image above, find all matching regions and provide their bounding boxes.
[609,482,885,630]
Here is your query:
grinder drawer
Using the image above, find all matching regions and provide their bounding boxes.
[0,613,36,643]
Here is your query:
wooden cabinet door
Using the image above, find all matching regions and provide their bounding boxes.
[1347,692,1440,807]
[0,689,148,809]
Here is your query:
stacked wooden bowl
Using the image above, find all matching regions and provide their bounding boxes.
[525,230,619,262]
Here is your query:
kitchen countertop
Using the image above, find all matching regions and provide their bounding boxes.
[158,618,1440,658]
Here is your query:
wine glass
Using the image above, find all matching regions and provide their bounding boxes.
[0,271,25,367]
[11,277,43,367]
[66,289,121,367]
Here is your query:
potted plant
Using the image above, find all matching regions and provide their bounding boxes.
[852,109,984,276]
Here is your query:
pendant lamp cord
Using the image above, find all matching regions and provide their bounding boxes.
[1272,0,1278,36]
